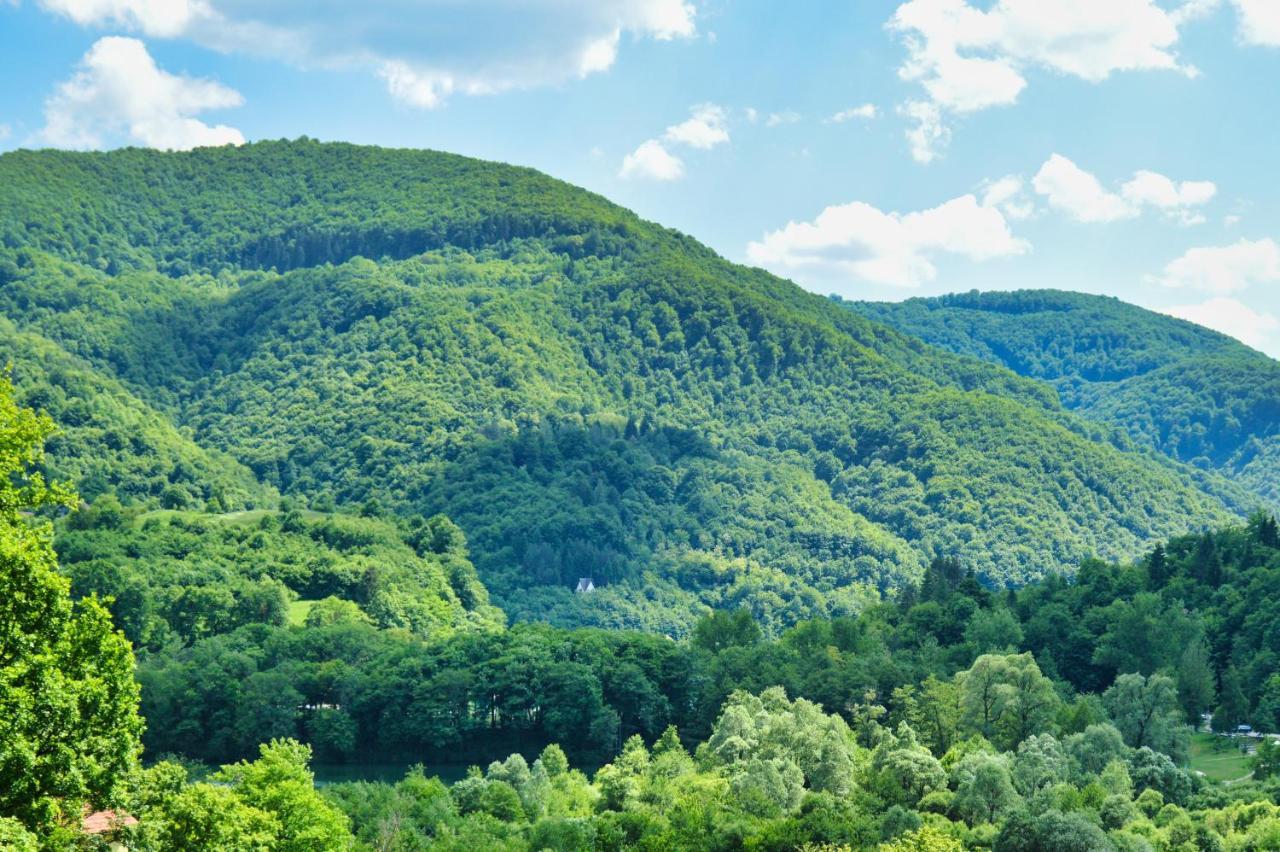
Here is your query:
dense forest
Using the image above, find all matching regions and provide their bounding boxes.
[3,141,1280,849]
[854,290,1280,506]
[0,142,1259,632]
[6,375,1280,850]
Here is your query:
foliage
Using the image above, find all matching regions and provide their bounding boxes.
[56,503,502,649]
[855,288,1280,506]
[0,375,143,835]
[0,143,1252,630]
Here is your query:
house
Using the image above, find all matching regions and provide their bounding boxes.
[82,808,138,851]
[575,577,595,594]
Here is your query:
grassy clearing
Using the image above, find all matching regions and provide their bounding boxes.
[288,599,316,627]
[1188,732,1254,783]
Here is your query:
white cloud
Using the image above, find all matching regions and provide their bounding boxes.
[1121,170,1216,224]
[746,192,1028,291]
[744,107,759,124]
[37,36,243,150]
[1032,154,1136,222]
[37,0,205,37]
[663,103,729,149]
[0,124,11,143]
[765,110,801,127]
[981,175,1035,220]
[1233,0,1280,45]
[899,100,950,164]
[619,139,684,181]
[828,104,878,123]
[1031,154,1215,224]
[377,62,456,110]
[1154,238,1280,294]
[889,0,1198,160]
[620,102,728,179]
[1162,296,1280,354]
[35,0,697,109]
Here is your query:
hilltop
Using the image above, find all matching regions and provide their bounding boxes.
[855,290,1280,507]
[0,142,1251,628]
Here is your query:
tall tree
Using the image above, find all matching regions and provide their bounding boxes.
[1146,543,1170,587]
[956,653,1058,750]
[1103,673,1187,760]
[0,375,143,834]
[1175,638,1216,725]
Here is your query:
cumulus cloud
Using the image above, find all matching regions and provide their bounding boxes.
[1121,170,1217,223]
[663,103,729,149]
[1162,297,1280,354]
[899,100,950,164]
[1153,238,1280,294]
[38,36,244,150]
[765,110,801,127]
[35,0,697,108]
[37,0,205,36]
[619,139,684,181]
[888,0,1199,161]
[1031,154,1215,224]
[620,103,729,180]
[1032,154,1137,223]
[981,175,1035,220]
[828,104,879,123]
[746,192,1029,291]
[1233,0,1280,45]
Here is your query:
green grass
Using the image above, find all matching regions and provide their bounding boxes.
[288,599,316,627]
[1188,732,1254,783]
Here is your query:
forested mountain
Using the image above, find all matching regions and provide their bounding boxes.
[854,290,1280,506]
[4,142,1280,849]
[7,367,1280,849]
[0,141,1253,629]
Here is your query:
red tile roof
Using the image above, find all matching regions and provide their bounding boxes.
[82,809,139,834]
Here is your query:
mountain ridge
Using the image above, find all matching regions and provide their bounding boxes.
[853,289,1280,507]
[0,141,1253,629]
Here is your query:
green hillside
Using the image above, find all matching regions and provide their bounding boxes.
[0,317,271,509]
[854,290,1280,506]
[56,504,503,650]
[0,142,1252,628]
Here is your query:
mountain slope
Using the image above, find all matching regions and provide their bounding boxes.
[0,317,270,509]
[0,142,1251,628]
[853,290,1280,506]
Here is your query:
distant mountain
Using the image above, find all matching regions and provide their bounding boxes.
[0,143,1251,630]
[854,290,1280,507]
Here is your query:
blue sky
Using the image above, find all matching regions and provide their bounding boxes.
[3,0,1280,356]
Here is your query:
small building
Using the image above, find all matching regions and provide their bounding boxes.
[575,577,595,594]
[82,809,138,850]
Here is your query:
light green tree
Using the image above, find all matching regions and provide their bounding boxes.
[953,752,1021,825]
[894,675,960,756]
[1010,733,1069,795]
[1103,672,1188,761]
[1064,723,1128,780]
[137,783,280,851]
[213,739,353,851]
[0,375,143,833]
[956,653,1058,750]
[868,724,947,807]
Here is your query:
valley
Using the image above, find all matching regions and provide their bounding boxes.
[2,142,1279,849]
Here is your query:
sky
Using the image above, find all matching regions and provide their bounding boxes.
[2,0,1280,357]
